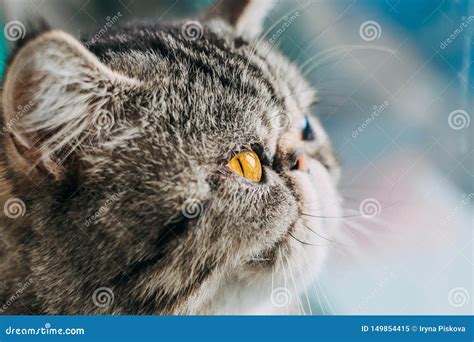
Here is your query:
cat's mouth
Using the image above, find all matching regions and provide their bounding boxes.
[245,217,299,267]
[244,156,340,269]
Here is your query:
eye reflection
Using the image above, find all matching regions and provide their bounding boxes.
[302,116,315,141]
[228,151,262,183]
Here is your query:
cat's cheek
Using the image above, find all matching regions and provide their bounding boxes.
[287,158,342,274]
[216,167,300,255]
[305,158,342,219]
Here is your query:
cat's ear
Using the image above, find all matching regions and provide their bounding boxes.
[1,30,137,180]
[204,0,274,38]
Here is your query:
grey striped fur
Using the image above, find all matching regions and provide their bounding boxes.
[0,0,341,314]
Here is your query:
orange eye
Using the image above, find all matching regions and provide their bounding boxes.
[228,151,262,183]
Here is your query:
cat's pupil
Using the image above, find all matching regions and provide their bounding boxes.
[302,116,315,141]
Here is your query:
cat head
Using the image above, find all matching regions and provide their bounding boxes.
[0,0,341,314]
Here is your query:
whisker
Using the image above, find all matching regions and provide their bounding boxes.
[314,276,336,315]
[339,195,367,203]
[302,224,339,244]
[283,253,306,315]
[303,200,403,220]
[278,248,290,315]
[342,221,385,248]
[301,249,326,315]
[288,231,350,257]
[296,260,313,315]
[302,212,364,219]
[302,45,398,77]
[289,231,325,247]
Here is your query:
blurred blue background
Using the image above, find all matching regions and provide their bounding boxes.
[0,0,472,315]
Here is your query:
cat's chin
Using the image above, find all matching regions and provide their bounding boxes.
[284,157,342,278]
[188,160,341,315]
[188,219,335,315]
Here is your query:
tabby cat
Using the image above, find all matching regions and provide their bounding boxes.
[0,0,341,314]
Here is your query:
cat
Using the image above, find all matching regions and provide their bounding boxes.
[0,0,341,314]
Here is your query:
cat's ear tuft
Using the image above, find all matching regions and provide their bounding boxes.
[1,30,137,179]
[204,0,274,38]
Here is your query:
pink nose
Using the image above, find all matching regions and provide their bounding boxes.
[295,154,308,172]
[290,149,309,172]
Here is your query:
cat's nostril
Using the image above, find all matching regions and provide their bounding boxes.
[296,155,309,172]
[289,151,308,172]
